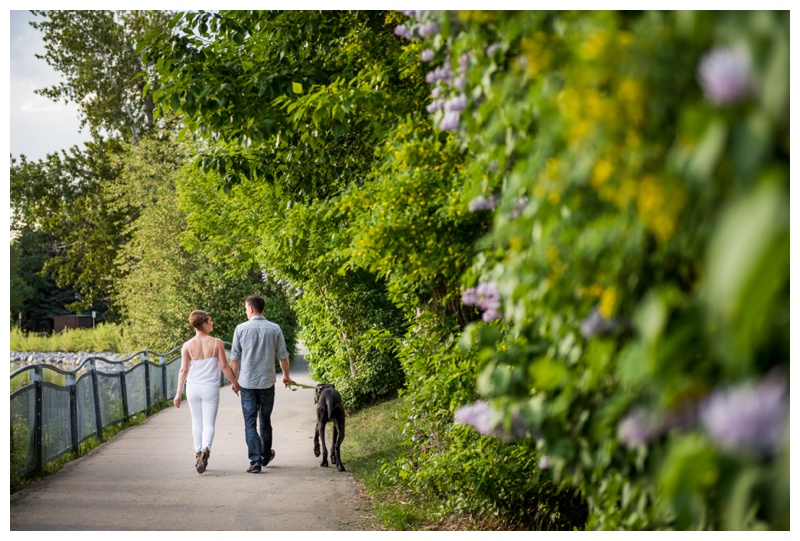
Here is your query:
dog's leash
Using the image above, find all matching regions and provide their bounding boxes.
[286,380,316,391]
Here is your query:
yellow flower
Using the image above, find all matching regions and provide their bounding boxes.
[568,120,592,144]
[579,30,607,61]
[585,91,606,122]
[591,158,614,188]
[599,287,617,318]
[636,176,685,243]
[457,10,495,23]
[579,284,605,299]
[520,34,552,77]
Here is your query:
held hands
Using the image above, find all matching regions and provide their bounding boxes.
[231,382,240,395]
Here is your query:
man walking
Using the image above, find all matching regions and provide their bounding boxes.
[230,294,291,473]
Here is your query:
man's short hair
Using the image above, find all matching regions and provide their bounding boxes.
[246,294,265,314]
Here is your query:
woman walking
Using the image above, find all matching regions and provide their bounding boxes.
[174,310,240,473]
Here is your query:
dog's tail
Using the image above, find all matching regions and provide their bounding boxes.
[325,394,339,414]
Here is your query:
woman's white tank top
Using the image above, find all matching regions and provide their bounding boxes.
[185,341,221,386]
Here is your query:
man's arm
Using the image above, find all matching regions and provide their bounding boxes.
[230,327,241,378]
[279,357,291,387]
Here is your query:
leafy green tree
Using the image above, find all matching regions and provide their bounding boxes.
[111,134,298,354]
[11,10,177,314]
[29,9,173,144]
[10,144,128,313]
[142,10,429,405]
[8,228,78,332]
[143,10,426,195]
[9,239,32,326]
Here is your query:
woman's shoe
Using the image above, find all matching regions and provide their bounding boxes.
[198,447,210,473]
[195,451,204,473]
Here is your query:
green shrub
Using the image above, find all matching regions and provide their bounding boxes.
[397,10,789,530]
[9,324,134,353]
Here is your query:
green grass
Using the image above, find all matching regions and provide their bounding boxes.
[343,397,488,531]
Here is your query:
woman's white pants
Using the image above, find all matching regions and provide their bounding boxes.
[186,382,220,452]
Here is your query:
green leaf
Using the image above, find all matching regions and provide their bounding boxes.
[687,118,727,182]
[529,357,567,391]
[292,81,303,94]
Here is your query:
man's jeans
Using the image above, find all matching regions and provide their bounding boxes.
[240,386,275,465]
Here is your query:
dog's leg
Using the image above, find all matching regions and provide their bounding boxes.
[331,423,338,465]
[319,418,329,467]
[334,415,346,472]
[314,421,321,458]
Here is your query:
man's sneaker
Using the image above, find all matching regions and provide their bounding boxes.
[261,449,276,467]
[247,463,261,474]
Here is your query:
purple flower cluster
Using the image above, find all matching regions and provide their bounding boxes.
[454,400,493,434]
[393,24,413,40]
[426,100,443,114]
[618,407,664,448]
[616,372,788,456]
[697,44,756,106]
[486,43,501,58]
[444,95,466,112]
[462,282,502,322]
[425,65,452,84]
[509,196,528,219]
[699,374,788,456]
[439,110,461,132]
[454,400,537,442]
[468,194,498,212]
[397,9,474,133]
[431,52,474,131]
[393,13,439,42]
[579,308,617,339]
[418,21,440,38]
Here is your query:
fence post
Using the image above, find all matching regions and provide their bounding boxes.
[159,354,167,403]
[143,351,152,415]
[32,365,43,473]
[118,360,129,419]
[87,359,104,443]
[67,372,79,456]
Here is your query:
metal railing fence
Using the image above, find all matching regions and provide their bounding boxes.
[10,344,231,481]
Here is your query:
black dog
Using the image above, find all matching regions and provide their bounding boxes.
[313,383,346,471]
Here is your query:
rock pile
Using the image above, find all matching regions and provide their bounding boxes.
[10,351,130,370]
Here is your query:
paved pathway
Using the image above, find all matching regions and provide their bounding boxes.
[9,352,378,531]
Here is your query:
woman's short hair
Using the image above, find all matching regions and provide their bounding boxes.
[246,295,265,314]
[189,310,211,330]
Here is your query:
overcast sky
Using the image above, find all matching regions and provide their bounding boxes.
[6,9,92,162]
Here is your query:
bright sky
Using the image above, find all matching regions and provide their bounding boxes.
[7,9,92,162]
